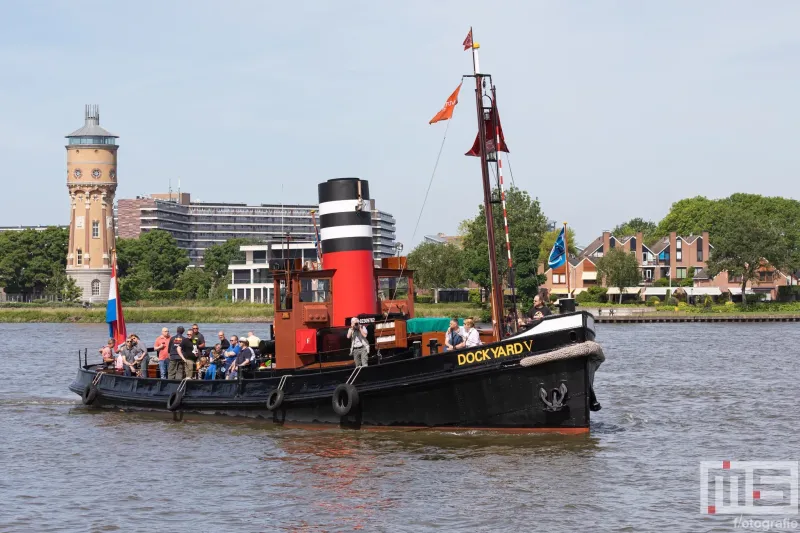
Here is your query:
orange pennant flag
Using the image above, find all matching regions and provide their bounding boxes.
[429,83,462,125]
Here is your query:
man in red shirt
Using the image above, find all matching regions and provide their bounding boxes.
[154,327,171,379]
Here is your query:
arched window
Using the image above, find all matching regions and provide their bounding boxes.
[91,279,101,296]
[76,249,83,266]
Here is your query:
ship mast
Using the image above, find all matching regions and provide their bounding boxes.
[470,36,504,340]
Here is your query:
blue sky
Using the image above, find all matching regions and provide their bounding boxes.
[2,1,799,248]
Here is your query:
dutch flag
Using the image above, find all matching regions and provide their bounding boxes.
[106,255,127,348]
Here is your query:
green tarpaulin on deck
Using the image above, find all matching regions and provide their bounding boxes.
[405,317,463,335]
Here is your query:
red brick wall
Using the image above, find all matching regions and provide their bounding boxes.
[117,198,154,239]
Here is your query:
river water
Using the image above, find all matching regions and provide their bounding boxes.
[0,321,798,532]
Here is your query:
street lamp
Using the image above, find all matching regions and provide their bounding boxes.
[395,242,404,257]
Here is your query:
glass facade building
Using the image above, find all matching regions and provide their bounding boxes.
[116,196,397,266]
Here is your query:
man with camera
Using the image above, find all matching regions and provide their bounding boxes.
[347,317,369,367]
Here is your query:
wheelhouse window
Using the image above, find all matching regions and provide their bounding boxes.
[378,276,409,300]
[300,278,331,303]
[277,278,292,310]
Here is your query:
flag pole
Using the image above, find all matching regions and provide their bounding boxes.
[564,222,570,296]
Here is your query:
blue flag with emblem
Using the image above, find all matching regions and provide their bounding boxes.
[548,227,567,269]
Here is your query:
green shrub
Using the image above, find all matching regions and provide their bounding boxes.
[646,296,659,307]
[666,297,678,306]
[415,294,433,304]
[468,289,481,305]
[575,286,608,304]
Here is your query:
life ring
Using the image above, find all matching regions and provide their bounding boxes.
[166,390,184,411]
[266,389,284,411]
[332,384,359,417]
[81,384,98,405]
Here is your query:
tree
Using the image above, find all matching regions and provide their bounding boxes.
[705,206,786,301]
[45,266,82,302]
[514,237,545,308]
[595,248,641,303]
[116,230,189,290]
[406,242,466,290]
[612,217,657,237]
[612,217,658,246]
[655,196,719,238]
[0,227,69,296]
[539,227,578,271]
[460,186,548,300]
[175,268,213,299]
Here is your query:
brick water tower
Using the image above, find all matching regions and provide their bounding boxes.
[65,105,119,302]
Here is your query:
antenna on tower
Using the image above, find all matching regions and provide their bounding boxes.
[168,179,172,203]
[178,179,181,202]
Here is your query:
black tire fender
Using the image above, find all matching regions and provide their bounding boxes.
[82,384,98,405]
[266,389,284,411]
[166,390,184,412]
[332,384,359,417]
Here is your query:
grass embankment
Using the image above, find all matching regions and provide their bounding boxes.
[0,301,485,323]
[0,302,275,323]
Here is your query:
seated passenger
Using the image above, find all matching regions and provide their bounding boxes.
[204,344,224,380]
[227,339,254,380]
[119,337,144,377]
[444,319,464,351]
[99,338,115,367]
[462,318,481,348]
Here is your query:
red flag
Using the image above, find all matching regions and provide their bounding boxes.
[429,83,462,124]
[463,28,473,51]
[465,105,510,156]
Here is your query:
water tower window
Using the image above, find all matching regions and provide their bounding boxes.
[91,279,101,296]
[76,249,83,266]
[92,220,99,238]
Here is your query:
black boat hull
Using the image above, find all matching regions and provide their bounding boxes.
[69,312,601,432]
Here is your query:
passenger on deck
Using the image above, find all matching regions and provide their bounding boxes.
[228,339,254,379]
[204,344,225,380]
[222,336,241,377]
[217,331,230,351]
[246,331,261,349]
[119,337,144,377]
[129,334,149,377]
[462,318,481,348]
[348,318,369,367]
[444,319,464,351]
[518,295,552,330]
[154,328,171,379]
[191,324,206,353]
[184,329,198,379]
[168,326,192,380]
[99,338,115,367]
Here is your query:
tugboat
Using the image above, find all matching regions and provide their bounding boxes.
[70,33,605,432]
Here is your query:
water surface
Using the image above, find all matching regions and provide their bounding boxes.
[0,322,797,532]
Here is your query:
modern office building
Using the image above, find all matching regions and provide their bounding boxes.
[117,192,397,266]
[227,242,319,303]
